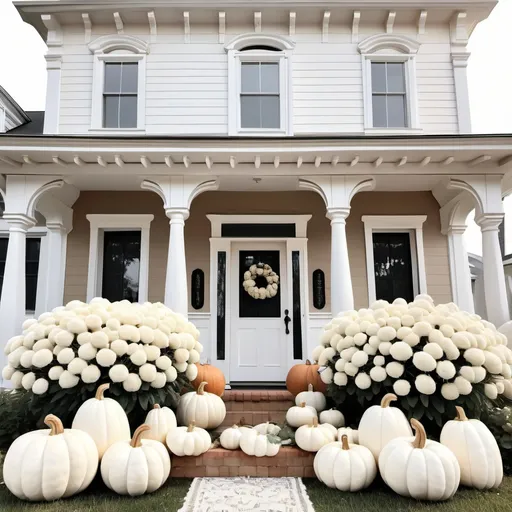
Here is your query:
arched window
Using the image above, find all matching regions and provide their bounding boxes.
[225,34,295,136]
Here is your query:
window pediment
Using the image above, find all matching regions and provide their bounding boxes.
[358,34,420,55]
[225,33,295,52]
[88,34,150,55]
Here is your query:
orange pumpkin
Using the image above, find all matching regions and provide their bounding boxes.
[191,363,226,397]
[286,360,327,397]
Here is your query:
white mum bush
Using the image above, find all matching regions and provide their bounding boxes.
[313,295,512,425]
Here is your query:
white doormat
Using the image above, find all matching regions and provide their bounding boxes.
[178,477,315,512]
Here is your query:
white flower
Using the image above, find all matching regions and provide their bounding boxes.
[393,379,411,396]
[344,362,359,377]
[30,348,51,369]
[369,366,387,382]
[396,327,412,340]
[423,343,443,360]
[77,332,92,346]
[455,376,472,395]
[123,373,142,392]
[109,364,129,383]
[67,318,87,335]
[8,347,28,367]
[174,361,188,373]
[54,330,74,347]
[413,352,436,372]
[126,343,141,356]
[483,351,503,374]
[151,372,167,389]
[68,357,88,375]
[373,355,385,367]
[341,347,358,362]
[400,315,415,327]
[32,378,49,395]
[81,365,101,384]
[428,329,444,344]
[130,349,148,366]
[415,374,436,395]
[188,349,201,364]
[464,348,486,366]
[378,342,392,356]
[484,383,498,399]
[363,344,377,356]
[351,351,368,368]
[439,324,455,338]
[318,347,336,366]
[90,331,109,349]
[174,348,190,364]
[85,314,103,331]
[320,366,334,384]
[179,333,196,350]
[355,373,371,390]
[33,339,52,352]
[368,336,380,349]
[78,343,97,361]
[155,356,172,371]
[2,365,15,380]
[459,366,476,383]
[57,347,75,365]
[59,370,79,389]
[377,326,397,342]
[386,362,404,379]
[165,366,178,383]
[345,323,361,337]
[387,317,402,331]
[412,322,432,337]
[139,363,157,383]
[22,372,36,390]
[502,364,512,379]
[334,372,348,386]
[389,342,413,361]
[473,366,486,383]
[168,333,181,350]
[119,325,140,343]
[139,325,155,344]
[436,360,456,380]
[153,329,169,349]
[48,366,64,380]
[441,383,460,400]
[186,363,198,381]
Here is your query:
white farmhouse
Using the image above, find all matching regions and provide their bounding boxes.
[0,0,511,386]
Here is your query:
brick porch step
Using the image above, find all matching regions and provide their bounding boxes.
[221,389,295,429]
[170,447,315,478]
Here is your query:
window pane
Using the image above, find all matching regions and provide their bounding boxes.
[387,95,407,128]
[241,95,261,128]
[119,96,138,128]
[104,63,122,93]
[371,63,387,93]
[260,63,279,93]
[120,63,138,93]
[261,95,280,128]
[241,63,260,93]
[372,95,387,127]
[104,95,120,128]
[387,63,405,93]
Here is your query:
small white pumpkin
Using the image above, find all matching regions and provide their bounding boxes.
[295,417,336,452]
[141,404,177,443]
[337,427,359,444]
[286,402,318,428]
[379,419,460,501]
[440,406,503,489]
[72,383,131,458]
[240,428,280,457]
[166,422,211,456]
[319,408,345,428]
[254,421,281,436]
[177,381,226,429]
[314,434,377,491]
[295,383,326,412]
[358,393,412,460]
[220,424,247,450]
[3,414,98,501]
[101,424,170,496]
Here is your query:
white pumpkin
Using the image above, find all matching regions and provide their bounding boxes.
[286,402,318,428]
[295,417,336,452]
[295,383,326,412]
[166,422,211,456]
[319,408,345,428]
[177,381,226,429]
[337,427,359,444]
[358,393,412,460]
[440,406,503,489]
[3,414,98,501]
[220,424,247,450]
[240,429,280,457]
[314,434,377,491]
[101,424,170,496]
[141,404,177,443]
[72,383,131,458]
[379,419,460,501]
[253,421,281,436]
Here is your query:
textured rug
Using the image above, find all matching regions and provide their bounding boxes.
[178,477,315,512]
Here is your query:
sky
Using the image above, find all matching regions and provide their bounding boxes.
[0,0,512,254]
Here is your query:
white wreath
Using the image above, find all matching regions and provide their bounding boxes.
[242,263,279,300]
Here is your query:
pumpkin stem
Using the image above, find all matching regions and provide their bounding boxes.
[44,414,64,436]
[308,383,314,392]
[95,383,110,400]
[153,404,161,410]
[411,419,427,449]
[197,382,208,395]
[381,393,397,408]
[239,417,246,426]
[187,421,196,433]
[305,360,311,366]
[312,417,318,427]
[300,402,306,408]
[131,425,151,448]
[455,406,468,421]
[341,435,350,451]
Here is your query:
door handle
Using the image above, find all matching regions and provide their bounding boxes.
[284,309,291,335]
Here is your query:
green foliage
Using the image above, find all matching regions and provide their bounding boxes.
[483,406,512,474]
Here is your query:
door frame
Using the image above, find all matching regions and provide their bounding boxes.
[207,214,311,385]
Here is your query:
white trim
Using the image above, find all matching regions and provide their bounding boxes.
[86,214,154,302]
[362,215,427,303]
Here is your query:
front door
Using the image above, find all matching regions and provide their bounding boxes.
[230,243,288,383]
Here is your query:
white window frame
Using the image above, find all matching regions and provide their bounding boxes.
[362,215,427,303]
[86,214,154,303]
[226,34,295,136]
[88,35,149,134]
[358,34,421,135]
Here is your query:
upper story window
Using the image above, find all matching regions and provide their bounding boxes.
[88,35,150,133]
[226,34,295,136]
[358,34,421,134]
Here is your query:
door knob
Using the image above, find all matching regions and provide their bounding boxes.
[284,309,291,335]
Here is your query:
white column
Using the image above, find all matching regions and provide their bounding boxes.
[44,222,68,311]
[43,55,62,134]
[327,207,353,316]
[476,214,509,326]
[452,53,471,133]
[165,208,189,317]
[446,226,474,313]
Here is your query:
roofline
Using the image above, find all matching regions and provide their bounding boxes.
[0,86,30,124]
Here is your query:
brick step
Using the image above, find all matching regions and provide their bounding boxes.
[170,447,315,478]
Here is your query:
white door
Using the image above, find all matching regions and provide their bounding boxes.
[230,242,289,383]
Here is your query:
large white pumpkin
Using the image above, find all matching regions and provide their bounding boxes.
[177,381,226,429]
[166,422,211,456]
[240,429,280,457]
[141,404,177,443]
[319,408,345,428]
[101,424,170,496]
[358,393,412,460]
[72,383,131,458]
[314,434,377,491]
[440,406,503,489]
[286,402,318,428]
[3,414,98,501]
[295,383,326,412]
[295,417,336,452]
[379,419,461,501]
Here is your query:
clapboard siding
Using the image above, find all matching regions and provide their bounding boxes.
[57,21,459,135]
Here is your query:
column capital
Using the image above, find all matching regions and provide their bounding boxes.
[475,213,504,233]
[165,208,189,223]
[326,207,351,223]
[46,221,68,234]
[443,224,467,236]
[2,213,36,232]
